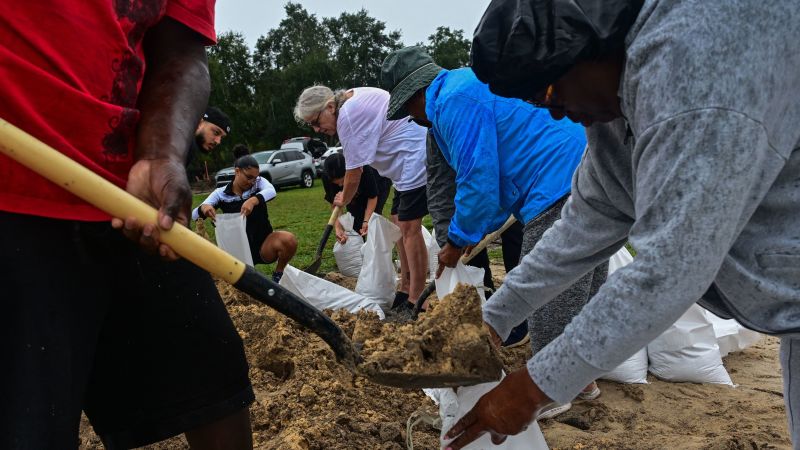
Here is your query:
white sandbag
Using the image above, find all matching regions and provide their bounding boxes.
[426,375,549,450]
[214,213,254,266]
[608,246,634,274]
[703,311,762,358]
[333,233,363,278]
[600,247,649,384]
[332,214,364,278]
[279,265,384,319]
[356,214,402,309]
[435,262,486,303]
[601,347,649,384]
[421,226,441,281]
[647,304,733,385]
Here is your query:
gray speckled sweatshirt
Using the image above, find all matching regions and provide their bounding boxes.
[483,0,800,404]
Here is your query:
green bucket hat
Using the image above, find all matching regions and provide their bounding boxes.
[381,46,443,121]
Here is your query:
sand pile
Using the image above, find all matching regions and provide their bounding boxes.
[78,272,791,449]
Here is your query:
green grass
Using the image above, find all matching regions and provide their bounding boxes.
[191,182,435,276]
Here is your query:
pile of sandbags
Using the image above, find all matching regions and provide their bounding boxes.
[600,248,761,386]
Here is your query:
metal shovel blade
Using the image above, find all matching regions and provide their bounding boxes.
[361,370,502,389]
[303,206,342,274]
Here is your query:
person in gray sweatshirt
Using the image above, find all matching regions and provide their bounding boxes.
[441,0,800,448]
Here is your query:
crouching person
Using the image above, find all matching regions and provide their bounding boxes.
[192,155,297,282]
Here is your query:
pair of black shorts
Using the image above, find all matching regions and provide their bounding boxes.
[0,212,254,449]
[390,185,429,221]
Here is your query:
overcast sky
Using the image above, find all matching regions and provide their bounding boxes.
[215,0,492,49]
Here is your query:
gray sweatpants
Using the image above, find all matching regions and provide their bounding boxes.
[781,337,800,449]
[522,197,609,354]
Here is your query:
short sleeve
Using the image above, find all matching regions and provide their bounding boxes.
[165,0,216,45]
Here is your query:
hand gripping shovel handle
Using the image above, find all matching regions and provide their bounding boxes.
[412,216,518,318]
[0,119,359,369]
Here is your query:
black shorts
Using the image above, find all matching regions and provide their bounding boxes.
[390,185,429,221]
[0,212,254,449]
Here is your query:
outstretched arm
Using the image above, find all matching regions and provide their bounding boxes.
[112,17,210,259]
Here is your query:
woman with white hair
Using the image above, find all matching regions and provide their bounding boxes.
[294,85,429,311]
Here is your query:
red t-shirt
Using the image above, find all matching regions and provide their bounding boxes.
[0,1,216,221]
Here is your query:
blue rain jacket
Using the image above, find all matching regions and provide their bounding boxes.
[426,68,586,247]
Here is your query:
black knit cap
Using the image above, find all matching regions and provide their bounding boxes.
[470,0,643,100]
[203,106,231,134]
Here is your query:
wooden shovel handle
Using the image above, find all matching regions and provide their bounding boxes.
[327,205,343,226]
[0,119,247,284]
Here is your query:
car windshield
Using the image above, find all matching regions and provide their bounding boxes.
[252,151,274,164]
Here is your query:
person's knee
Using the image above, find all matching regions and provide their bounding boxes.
[399,218,422,237]
[281,232,298,255]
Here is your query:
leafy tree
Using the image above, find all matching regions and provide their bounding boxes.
[324,9,403,88]
[426,26,471,69]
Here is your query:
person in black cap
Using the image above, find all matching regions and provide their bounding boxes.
[197,106,231,151]
[186,106,231,166]
[444,0,800,448]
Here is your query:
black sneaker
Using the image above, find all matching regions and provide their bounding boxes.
[502,321,530,348]
[272,271,284,283]
[390,291,410,310]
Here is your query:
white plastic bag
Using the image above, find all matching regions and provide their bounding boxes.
[333,213,364,278]
[435,262,486,303]
[426,375,549,450]
[279,265,385,319]
[214,213,254,266]
[600,247,649,384]
[356,214,402,309]
[421,226,441,281]
[703,311,762,358]
[648,304,733,385]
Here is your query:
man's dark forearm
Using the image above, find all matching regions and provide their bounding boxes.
[136,17,210,162]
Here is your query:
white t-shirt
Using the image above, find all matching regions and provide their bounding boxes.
[337,87,427,192]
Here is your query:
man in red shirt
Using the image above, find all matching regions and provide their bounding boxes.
[0,2,254,448]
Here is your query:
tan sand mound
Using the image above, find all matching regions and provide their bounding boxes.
[78,273,791,449]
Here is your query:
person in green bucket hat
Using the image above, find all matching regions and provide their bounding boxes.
[382,46,602,419]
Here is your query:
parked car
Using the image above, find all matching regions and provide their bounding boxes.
[281,137,329,176]
[214,149,315,189]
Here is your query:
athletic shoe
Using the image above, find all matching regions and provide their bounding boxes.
[272,271,284,283]
[577,383,601,401]
[538,402,572,420]
[502,321,531,348]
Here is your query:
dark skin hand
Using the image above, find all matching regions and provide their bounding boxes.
[444,324,552,449]
[436,242,464,278]
[110,17,210,261]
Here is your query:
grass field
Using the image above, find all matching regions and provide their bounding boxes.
[191,181,435,276]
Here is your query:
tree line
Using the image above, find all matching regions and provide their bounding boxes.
[190,2,471,178]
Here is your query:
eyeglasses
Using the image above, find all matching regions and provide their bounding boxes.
[306,109,324,128]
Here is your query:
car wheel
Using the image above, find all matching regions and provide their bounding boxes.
[301,170,314,188]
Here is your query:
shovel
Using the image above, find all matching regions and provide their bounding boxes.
[411,215,518,319]
[0,118,495,389]
[303,205,342,274]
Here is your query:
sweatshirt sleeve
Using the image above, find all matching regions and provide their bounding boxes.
[254,177,277,204]
[191,188,221,220]
[438,95,503,247]
[493,110,787,404]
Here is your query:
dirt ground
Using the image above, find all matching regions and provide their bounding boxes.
[79,269,791,449]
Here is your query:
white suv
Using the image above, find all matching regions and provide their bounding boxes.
[215,149,315,189]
